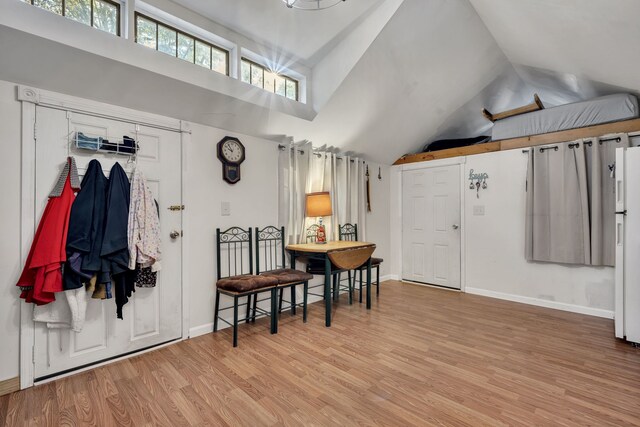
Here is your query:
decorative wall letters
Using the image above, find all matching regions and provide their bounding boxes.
[468,169,488,198]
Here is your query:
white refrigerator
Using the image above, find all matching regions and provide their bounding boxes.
[615,146,640,344]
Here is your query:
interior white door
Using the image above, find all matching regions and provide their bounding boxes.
[402,165,461,289]
[32,106,183,380]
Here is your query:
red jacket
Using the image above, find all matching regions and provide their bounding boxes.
[17,168,76,305]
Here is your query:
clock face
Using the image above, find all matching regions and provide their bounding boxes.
[221,139,244,163]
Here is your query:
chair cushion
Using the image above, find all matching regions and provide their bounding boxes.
[260,268,313,284]
[216,274,278,293]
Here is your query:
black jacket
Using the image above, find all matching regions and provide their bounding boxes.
[101,162,134,318]
[64,159,109,290]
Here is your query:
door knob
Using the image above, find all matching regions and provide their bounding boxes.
[452,224,459,230]
[169,230,181,239]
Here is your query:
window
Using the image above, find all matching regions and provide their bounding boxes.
[135,13,229,76]
[23,0,120,35]
[241,59,298,101]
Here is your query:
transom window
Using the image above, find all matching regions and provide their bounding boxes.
[23,0,120,35]
[135,13,229,76]
[241,59,298,101]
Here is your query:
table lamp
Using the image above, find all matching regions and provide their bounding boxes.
[306,192,332,244]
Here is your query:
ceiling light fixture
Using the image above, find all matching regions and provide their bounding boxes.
[282,0,346,11]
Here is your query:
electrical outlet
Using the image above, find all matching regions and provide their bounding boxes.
[473,205,485,216]
[221,201,231,216]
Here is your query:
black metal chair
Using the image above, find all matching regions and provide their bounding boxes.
[305,225,355,304]
[255,226,313,325]
[214,227,278,347]
[306,224,321,243]
[339,223,383,302]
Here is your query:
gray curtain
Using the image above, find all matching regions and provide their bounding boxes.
[525,141,591,264]
[586,135,629,266]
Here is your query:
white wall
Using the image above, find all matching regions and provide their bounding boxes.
[463,150,614,316]
[390,149,614,318]
[185,123,281,331]
[186,126,392,333]
[367,164,391,278]
[0,81,22,384]
[0,79,392,382]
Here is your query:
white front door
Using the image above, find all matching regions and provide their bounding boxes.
[32,106,183,380]
[402,165,461,289]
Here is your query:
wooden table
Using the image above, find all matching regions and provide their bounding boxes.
[286,241,376,327]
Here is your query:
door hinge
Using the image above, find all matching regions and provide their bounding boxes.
[32,346,35,364]
[33,120,37,141]
[168,205,185,211]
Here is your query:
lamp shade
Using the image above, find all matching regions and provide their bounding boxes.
[306,192,332,217]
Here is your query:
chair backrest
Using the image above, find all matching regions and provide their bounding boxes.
[306,224,320,243]
[339,223,358,241]
[255,226,285,274]
[216,227,253,280]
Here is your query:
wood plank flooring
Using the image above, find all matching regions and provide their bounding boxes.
[2,280,640,426]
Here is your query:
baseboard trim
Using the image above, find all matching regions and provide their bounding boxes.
[190,277,401,340]
[189,322,215,338]
[465,287,614,319]
[0,376,20,396]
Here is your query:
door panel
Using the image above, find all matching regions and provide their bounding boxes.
[402,166,461,289]
[33,107,182,379]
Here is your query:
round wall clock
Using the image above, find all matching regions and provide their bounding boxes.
[217,136,245,184]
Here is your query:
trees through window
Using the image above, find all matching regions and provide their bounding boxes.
[135,13,228,76]
[25,0,120,35]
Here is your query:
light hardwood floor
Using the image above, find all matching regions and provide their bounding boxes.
[2,280,640,426]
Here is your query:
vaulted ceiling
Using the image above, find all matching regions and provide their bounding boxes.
[278,0,640,163]
[178,0,640,164]
[171,0,385,65]
[2,0,639,164]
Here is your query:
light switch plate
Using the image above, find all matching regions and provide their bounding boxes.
[221,201,231,216]
[473,205,485,216]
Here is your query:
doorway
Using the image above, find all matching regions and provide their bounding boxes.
[30,105,183,381]
[401,165,461,289]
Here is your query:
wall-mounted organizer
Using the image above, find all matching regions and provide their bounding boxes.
[468,169,488,198]
[72,132,139,157]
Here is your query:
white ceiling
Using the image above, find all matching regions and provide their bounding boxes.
[468,0,640,96]
[283,0,640,162]
[259,0,515,163]
[4,0,640,164]
[170,0,384,64]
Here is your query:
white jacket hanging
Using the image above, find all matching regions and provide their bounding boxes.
[33,287,88,332]
[127,168,162,271]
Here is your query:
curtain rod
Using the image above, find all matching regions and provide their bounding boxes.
[278,144,364,163]
[521,136,624,153]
